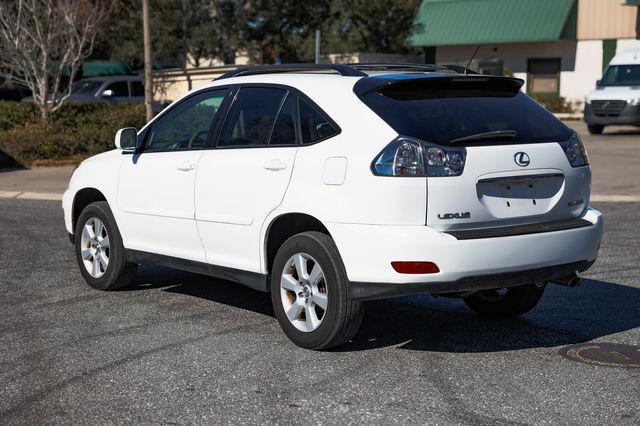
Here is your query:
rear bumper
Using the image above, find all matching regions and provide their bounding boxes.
[584,103,640,126]
[349,260,594,300]
[326,208,603,300]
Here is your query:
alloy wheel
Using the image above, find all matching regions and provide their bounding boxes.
[80,217,110,278]
[280,253,328,332]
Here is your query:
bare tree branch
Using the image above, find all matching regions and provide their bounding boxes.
[0,0,109,122]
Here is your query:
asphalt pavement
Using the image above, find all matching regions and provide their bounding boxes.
[0,199,639,424]
[1,121,639,424]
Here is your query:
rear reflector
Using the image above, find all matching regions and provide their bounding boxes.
[391,261,440,274]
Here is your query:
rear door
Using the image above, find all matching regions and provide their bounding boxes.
[195,86,298,273]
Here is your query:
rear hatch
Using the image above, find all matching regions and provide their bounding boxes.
[356,74,590,231]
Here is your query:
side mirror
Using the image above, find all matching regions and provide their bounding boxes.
[596,79,602,87]
[115,127,138,151]
[101,89,114,98]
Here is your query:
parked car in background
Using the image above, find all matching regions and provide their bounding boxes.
[0,82,31,101]
[585,49,640,134]
[22,75,162,111]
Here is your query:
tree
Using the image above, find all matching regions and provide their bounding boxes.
[94,0,240,69]
[0,0,109,122]
[326,0,421,55]
[241,0,332,63]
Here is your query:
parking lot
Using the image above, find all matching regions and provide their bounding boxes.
[1,122,639,424]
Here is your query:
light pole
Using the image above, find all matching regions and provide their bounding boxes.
[142,0,153,122]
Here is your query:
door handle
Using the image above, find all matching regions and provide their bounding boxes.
[177,160,195,171]
[263,159,287,171]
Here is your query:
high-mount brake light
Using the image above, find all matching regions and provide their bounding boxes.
[558,131,589,167]
[371,136,466,177]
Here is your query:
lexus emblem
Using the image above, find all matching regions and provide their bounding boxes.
[514,152,530,167]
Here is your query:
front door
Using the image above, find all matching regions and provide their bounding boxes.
[195,87,299,272]
[118,88,229,261]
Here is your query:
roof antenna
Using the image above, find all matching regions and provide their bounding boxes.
[465,46,480,75]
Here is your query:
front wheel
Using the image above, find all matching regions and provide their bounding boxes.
[271,231,364,350]
[75,201,137,290]
[463,283,546,318]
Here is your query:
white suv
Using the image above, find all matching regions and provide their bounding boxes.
[63,64,603,350]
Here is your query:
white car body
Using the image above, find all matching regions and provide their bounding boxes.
[64,67,603,302]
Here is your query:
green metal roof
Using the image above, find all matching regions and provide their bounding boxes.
[82,61,132,77]
[624,0,640,5]
[408,0,577,47]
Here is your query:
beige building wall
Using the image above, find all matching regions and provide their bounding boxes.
[152,66,235,104]
[577,0,636,40]
[435,40,603,104]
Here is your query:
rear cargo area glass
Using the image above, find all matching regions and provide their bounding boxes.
[358,81,571,146]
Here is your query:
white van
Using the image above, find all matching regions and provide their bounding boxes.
[585,49,640,134]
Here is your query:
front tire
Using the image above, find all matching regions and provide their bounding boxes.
[463,283,546,318]
[271,231,364,350]
[587,125,604,135]
[74,201,137,290]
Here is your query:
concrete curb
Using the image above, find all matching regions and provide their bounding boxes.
[0,191,62,201]
[554,112,583,120]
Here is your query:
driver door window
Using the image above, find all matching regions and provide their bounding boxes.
[146,89,228,152]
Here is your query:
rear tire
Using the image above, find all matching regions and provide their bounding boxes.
[463,283,546,318]
[271,231,364,350]
[587,125,604,135]
[74,201,137,290]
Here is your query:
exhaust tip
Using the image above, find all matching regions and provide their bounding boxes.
[553,273,581,288]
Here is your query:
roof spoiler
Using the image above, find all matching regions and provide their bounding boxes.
[353,75,525,98]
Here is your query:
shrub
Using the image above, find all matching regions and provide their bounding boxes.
[0,101,38,131]
[530,93,575,114]
[0,102,146,165]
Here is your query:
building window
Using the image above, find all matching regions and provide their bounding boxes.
[478,58,504,76]
[527,58,561,95]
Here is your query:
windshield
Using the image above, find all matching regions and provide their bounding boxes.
[600,65,640,86]
[70,80,103,95]
[358,82,571,146]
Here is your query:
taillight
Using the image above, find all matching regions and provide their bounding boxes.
[558,131,589,167]
[371,136,466,177]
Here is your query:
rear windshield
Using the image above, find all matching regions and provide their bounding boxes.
[358,79,571,146]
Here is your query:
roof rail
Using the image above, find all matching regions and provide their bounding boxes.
[216,63,367,80]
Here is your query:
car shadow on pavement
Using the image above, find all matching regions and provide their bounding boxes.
[128,267,640,353]
[344,279,640,353]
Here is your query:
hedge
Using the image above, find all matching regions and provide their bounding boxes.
[0,101,146,166]
[530,93,575,114]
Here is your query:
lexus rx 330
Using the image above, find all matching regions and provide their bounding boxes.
[63,64,603,350]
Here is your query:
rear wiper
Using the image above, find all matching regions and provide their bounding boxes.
[450,130,518,144]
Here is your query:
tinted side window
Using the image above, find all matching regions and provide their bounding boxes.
[146,89,228,152]
[131,81,144,96]
[269,93,297,145]
[106,81,129,97]
[299,98,338,144]
[219,87,286,147]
